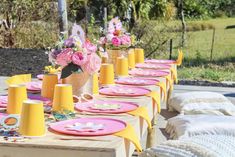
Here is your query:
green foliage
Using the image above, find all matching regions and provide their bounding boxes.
[174,0,235,19]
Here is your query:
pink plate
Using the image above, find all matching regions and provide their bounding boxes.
[115,77,159,86]
[36,73,61,80]
[0,95,52,107]
[49,117,126,136]
[0,95,7,108]
[99,85,150,97]
[145,59,175,64]
[0,113,8,119]
[28,94,52,106]
[129,69,169,77]
[26,81,42,91]
[75,100,138,114]
[136,63,171,69]
[36,74,44,80]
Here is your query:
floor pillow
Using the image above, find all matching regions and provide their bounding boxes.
[168,92,235,115]
[140,135,235,157]
[166,115,235,139]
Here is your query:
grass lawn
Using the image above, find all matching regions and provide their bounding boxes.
[155,18,235,82]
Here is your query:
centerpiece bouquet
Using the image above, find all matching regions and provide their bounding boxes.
[100,17,131,50]
[99,17,131,65]
[48,24,101,95]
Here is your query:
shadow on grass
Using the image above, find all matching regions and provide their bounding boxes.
[182,56,235,67]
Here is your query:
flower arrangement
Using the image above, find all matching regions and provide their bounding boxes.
[99,17,131,50]
[48,24,101,79]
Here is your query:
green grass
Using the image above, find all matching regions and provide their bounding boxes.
[155,18,235,82]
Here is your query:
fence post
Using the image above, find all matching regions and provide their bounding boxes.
[169,39,173,60]
[58,0,68,38]
[210,28,216,61]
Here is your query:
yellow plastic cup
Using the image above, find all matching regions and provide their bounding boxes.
[7,84,27,114]
[116,56,129,76]
[99,63,114,85]
[19,100,45,136]
[135,48,145,63]
[41,74,58,99]
[128,49,136,69]
[92,73,99,94]
[52,84,74,112]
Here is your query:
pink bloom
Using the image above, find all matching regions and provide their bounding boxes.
[111,36,121,47]
[83,40,97,54]
[84,53,101,74]
[56,48,73,66]
[99,37,107,45]
[72,52,88,66]
[121,35,131,46]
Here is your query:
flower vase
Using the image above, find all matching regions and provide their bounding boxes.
[106,49,128,69]
[62,71,92,96]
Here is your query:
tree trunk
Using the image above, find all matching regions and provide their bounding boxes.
[58,0,68,38]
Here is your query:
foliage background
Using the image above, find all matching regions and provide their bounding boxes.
[0,0,235,81]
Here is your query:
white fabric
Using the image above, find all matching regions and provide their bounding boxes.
[168,92,235,115]
[166,115,235,139]
[140,135,235,157]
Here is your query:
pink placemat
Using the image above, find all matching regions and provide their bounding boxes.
[99,85,150,97]
[129,69,169,77]
[26,81,42,91]
[115,77,159,86]
[145,59,175,64]
[0,95,52,107]
[75,100,138,114]
[49,117,126,136]
[136,63,171,69]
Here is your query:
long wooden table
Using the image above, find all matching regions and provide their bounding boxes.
[0,78,167,157]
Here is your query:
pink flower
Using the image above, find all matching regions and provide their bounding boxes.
[72,52,88,66]
[121,35,131,46]
[56,48,73,66]
[84,53,101,74]
[99,37,107,45]
[111,36,121,47]
[83,40,97,54]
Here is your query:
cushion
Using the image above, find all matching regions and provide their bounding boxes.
[140,135,235,157]
[166,115,235,139]
[168,92,235,115]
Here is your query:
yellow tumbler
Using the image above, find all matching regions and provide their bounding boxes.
[128,49,135,69]
[116,56,129,77]
[135,48,145,63]
[41,74,58,99]
[19,100,45,136]
[99,63,115,85]
[92,73,99,94]
[52,84,74,112]
[7,84,27,114]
